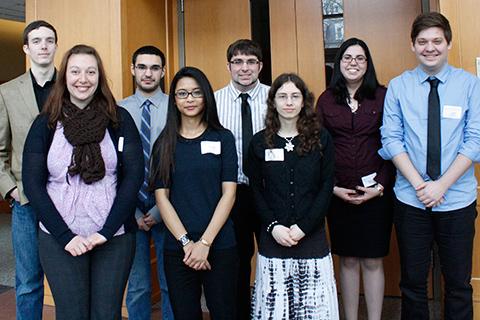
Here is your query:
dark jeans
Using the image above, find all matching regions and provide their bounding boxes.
[164,247,238,320]
[231,184,259,320]
[39,231,135,320]
[394,199,476,320]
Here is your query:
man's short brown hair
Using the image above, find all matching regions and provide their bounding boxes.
[411,12,452,44]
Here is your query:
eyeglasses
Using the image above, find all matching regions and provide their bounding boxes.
[134,64,163,72]
[229,59,260,67]
[341,54,367,64]
[275,93,303,103]
[175,89,204,99]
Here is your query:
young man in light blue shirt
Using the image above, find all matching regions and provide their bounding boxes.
[118,45,173,320]
[379,12,480,320]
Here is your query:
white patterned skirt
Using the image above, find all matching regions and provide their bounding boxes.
[251,253,339,320]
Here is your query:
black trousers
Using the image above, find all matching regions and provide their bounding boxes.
[164,247,238,320]
[230,184,259,320]
[394,199,476,320]
[38,231,135,320]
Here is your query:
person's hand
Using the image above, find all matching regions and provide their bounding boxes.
[289,224,305,242]
[9,188,20,202]
[64,235,93,256]
[183,241,211,270]
[143,214,158,229]
[87,232,107,247]
[333,186,360,203]
[416,181,446,207]
[271,225,298,247]
[136,216,150,231]
[348,186,383,205]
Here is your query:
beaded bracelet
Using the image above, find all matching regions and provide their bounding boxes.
[266,220,279,233]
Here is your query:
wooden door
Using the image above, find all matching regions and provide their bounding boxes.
[183,0,251,91]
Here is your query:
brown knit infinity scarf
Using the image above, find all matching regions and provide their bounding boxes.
[62,98,110,184]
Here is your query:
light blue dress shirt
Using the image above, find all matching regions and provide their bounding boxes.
[118,89,168,220]
[379,64,480,211]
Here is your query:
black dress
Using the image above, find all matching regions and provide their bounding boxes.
[316,87,395,258]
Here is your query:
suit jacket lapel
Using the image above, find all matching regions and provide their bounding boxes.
[17,72,40,119]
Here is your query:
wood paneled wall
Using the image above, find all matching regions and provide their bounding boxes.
[269,0,326,98]
[26,0,124,99]
[439,1,480,316]
[120,0,168,97]
[344,0,421,86]
[183,0,251,91]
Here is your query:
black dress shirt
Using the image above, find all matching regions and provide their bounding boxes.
[245,128,334,258]
[30,69,56,112]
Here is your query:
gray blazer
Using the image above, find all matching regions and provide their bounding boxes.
[0,72,40,204]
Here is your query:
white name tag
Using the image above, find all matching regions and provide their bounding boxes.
[118,137,124,152]
[361,172,377,187]
[201,141,221,155]
[265,148,284,161]
[442,105,462,119]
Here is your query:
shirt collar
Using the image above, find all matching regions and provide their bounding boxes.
[227,80,262,101]
[415,63,451,85]
[134,88,166,108]
[29,68,56,87]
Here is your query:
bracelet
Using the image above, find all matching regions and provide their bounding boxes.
[266,220,279,233]
[200,238,211,247]
[374,183,384,197]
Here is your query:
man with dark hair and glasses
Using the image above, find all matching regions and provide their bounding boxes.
[379,12,480,320]
[0,19,57,320]
[118,45,174,320]
[214,39,270,319]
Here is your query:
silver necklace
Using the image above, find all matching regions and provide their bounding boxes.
[284,137,295,152]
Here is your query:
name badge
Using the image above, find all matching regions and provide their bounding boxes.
[201,141,221,155]
[265,148,284,161]
[442,105,462,119]
[118,137,124,152]
[361,172,377,187]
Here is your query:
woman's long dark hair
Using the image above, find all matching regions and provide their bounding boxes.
[265,73,321,155]
[150,66,223,187]
[329,38,380,105]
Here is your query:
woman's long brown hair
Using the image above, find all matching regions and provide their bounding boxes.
[42,44,118,127]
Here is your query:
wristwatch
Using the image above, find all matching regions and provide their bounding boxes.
[178,233,191,247]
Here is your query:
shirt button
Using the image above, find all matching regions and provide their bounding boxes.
[290,181,294,185]
[290,193,294,196]
[291,205,294,208]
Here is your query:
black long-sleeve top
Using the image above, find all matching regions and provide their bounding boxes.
[22,107,143,248]
[245,128,334,258]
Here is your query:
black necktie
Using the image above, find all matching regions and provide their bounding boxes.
[427,78,441,180]
[240,93,253,170]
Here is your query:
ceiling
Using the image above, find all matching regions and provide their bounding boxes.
[0,0,24,22]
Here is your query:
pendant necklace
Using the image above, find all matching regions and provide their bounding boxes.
[284,136,295,152]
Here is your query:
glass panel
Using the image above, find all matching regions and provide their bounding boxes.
[323,17,344,48]
[322,0,343,15]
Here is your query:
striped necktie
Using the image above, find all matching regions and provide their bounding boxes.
[138,99,152,207]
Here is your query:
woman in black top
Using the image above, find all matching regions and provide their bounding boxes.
[150,67,238,319]
[246,73,338,319]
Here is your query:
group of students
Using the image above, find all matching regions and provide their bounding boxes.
[0,10,479,320]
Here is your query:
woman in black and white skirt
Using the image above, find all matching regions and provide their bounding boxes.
[246,73,338,319]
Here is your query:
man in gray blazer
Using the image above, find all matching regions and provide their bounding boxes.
[0,20,57,320]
